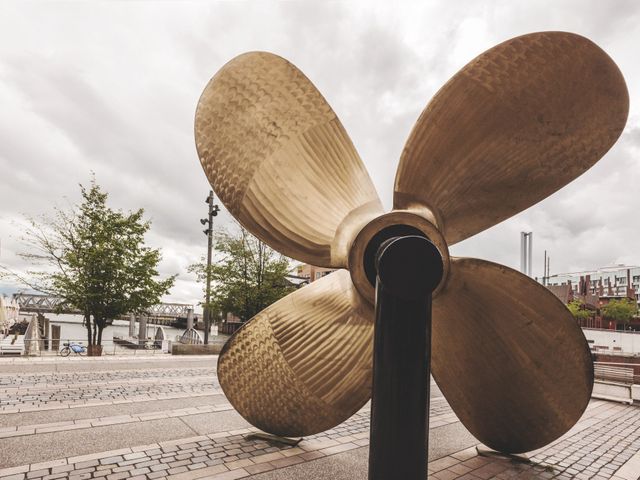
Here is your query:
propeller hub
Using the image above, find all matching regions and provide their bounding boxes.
[348,209,450,304]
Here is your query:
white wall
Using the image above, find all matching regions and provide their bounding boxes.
[583,328,640,355]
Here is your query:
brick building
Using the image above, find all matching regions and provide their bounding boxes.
[293,264,337,284]
[546,265,640,330]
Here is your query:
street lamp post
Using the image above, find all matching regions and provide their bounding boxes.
[201,190,219,344]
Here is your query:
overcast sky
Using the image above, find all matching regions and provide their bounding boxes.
[1,0,639,306]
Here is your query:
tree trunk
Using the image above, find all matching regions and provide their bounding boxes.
[88,317,103,356]
[85,313,92,345]
[91,320,97,346]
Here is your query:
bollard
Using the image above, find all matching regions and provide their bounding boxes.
[187,308,194,330]
[138,317,147,348]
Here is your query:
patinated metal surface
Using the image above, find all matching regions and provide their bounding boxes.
[195,31,628,453]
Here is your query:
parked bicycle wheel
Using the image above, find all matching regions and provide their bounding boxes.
[59,346,71,357]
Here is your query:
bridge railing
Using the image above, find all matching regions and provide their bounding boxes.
[17,338,168,356]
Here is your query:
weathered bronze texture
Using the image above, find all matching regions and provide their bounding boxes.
[394,33,629,245]
[217,270,374,437]
[195,31,629,453]
[194,52,383,268]
[432,258,594,453]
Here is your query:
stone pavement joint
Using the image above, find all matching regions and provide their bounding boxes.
[2,400,640,479]
[2,357,640,479]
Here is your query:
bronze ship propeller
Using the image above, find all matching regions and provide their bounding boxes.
[194,31,628,454]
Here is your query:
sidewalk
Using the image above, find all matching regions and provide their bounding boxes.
[1,355,639,479]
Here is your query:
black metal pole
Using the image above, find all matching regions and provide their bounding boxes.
[204,191,214,345]
[368,235,443,480]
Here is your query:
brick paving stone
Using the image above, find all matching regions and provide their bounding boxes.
[225,459,254,470]
[106,473,128,480]
[122,453,145,462]
[149,464,169,472]
[111,466,135,474]
[91,470,112,479]
[207,469,249,480]
[167,466,189,475]
[167,464,227,479]
[26,470,49,479]
[3,363,640,480]
[0,467,30,477]
[42,474,67,480]
[269,456,305,469]
[68,474,91,480]
[244,463,276,475]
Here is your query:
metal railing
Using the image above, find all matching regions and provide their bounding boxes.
[14,338,170,356]
[594,361,640,385]
[583,327,640,335]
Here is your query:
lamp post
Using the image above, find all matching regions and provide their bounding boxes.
[201,190,219,344]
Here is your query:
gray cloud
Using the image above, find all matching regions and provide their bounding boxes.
[1,0,639,305]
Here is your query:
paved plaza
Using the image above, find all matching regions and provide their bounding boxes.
[0,355,639,479]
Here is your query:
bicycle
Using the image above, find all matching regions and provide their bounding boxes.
[59,342,86,356]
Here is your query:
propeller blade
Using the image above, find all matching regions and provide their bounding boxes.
[195,52,383,267]
[431,257,593,453]
[394,31,628,244]
[217,270,374,437]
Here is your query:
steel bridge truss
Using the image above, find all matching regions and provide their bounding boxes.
[13,294,193,318]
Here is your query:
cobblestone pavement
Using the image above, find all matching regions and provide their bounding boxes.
[0,356,639,479]
[427,401,640,480]
[0,367,216,388]
[0,378,221,413]
[0,368,221,413]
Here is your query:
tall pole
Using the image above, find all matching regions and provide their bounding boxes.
[202,190,219,345]
[520,232,526,274]
[528,232,533,277]
[368,235,443,480]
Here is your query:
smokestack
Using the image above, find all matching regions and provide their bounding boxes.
[520,232,533,277]
[520,232,526,274]
[528,233,533,277]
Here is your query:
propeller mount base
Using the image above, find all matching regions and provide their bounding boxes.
[369,235,442,480]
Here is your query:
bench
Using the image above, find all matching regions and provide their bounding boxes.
[0,340,24,355]
[592,364,634,404]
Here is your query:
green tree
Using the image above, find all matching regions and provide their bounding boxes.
[600,298,638,328]
[1,180,175,348]
[189,226,295,323]
[566,300,592,322]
